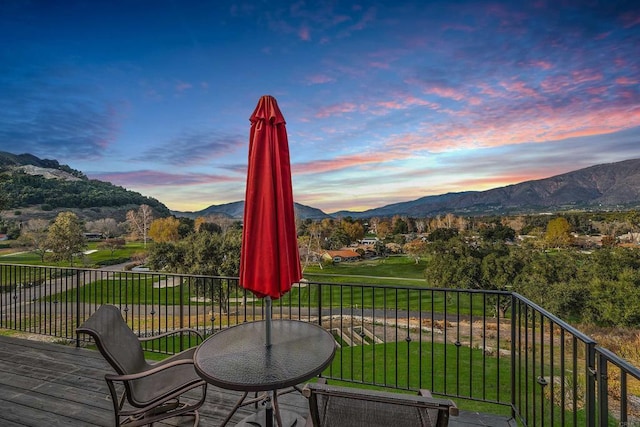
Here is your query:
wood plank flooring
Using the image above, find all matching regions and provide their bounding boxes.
[0,334,515,426]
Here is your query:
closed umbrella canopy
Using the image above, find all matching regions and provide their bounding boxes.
[240,95,301,300]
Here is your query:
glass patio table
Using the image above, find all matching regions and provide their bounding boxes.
[194,319,336,427]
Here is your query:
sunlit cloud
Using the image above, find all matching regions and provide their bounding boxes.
[616,77,638,85]
[293,150,410,175]
[306,74,335,85]
[175,81,193,92]
[315,102,360,118]
[89,170,240,188]
[298,26,310,41]
[424,85,467,102]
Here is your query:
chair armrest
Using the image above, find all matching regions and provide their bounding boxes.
[105,358,199,382]
[419,389,432,398]
[419,389,459,416]
[302,377,328,398]
[138,327,204,343]
[448,402,459,417]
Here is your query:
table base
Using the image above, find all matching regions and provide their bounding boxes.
[235,409,306,427]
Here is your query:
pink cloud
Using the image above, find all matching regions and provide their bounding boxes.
[298,25,311,41]
[539,71,601,95]
[373,95,439,114]
[315,102,360,118]
[293,150,410,175]
[621,11,640,28]
[530,60,553,70]
[587,86,608,95]
[91,170,238,188]
[571,69,603,85]
[175,81,193,92]
[369,61,390,69]
[499,80,539,98]
[306,74,335,84]
[616,77,638,85]
[425,85,467,101]
[478,83,502,97]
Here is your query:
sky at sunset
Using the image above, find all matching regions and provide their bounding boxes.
[1,0,639,214]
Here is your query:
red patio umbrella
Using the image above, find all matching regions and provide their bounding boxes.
[240,95,302,345]
[239,95,302,427]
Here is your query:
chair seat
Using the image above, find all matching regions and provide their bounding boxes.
[130,347,204,407]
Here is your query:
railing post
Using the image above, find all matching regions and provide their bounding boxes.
[597,351,609,427]
[510,293,517,420]
[316,283,322,325]
[586,341,596,427]
[75,269,81,347]
[179,275,185,352]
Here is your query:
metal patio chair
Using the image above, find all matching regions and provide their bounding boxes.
[76,305,207,426]
[302,380,458,427]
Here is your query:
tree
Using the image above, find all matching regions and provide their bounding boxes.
[176,217,194,238]
[126,204,153,247]
[392,216,409,235]
[479,220,516,242]
[545,217,572,248]
[342,219,365,242]
[147,229,242,310]
[149,217,180,243]
[19,219,50,262]
[0,192,7,211]
[403,239,427,264]
[376,220,392,239]
[427,227,457,242]
[86,218,120,238]
[45,212,86,265]
[98,238,126,256]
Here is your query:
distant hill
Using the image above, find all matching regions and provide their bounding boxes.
[336,158,640,218]
[173,201,330,220]
[176,158,640,220]
[0,151,171,222]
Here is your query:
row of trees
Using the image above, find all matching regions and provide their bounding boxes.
[418,235,640,327]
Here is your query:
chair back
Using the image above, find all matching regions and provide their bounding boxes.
[77,305,149,376]
[304,382,454,427]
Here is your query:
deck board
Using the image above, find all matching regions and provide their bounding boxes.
[0,334,515,426]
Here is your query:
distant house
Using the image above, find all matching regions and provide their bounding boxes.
[83,232,103,241]
[360,237,379,246]
[322,250,361,263]
[0,234,8,241]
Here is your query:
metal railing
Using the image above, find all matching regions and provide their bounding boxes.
[1,263,639,426]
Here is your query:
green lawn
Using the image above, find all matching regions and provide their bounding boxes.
[44,274,191,305]
[304,255,427,280]
[324,340,594,425]
[0,241,146,267]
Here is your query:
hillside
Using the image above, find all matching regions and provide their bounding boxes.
[174,201,330,220]
[0,151,170,222]
[335,158,640,218]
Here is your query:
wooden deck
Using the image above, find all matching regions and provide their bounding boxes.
[0,334,516,426]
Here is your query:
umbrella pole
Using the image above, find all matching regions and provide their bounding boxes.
[265,296,272,347]
[265,296,273,427]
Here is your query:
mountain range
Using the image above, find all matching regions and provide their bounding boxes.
[175,158,640,219]
[2,150,639,221]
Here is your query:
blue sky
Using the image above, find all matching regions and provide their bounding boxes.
[1,0,639,214]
